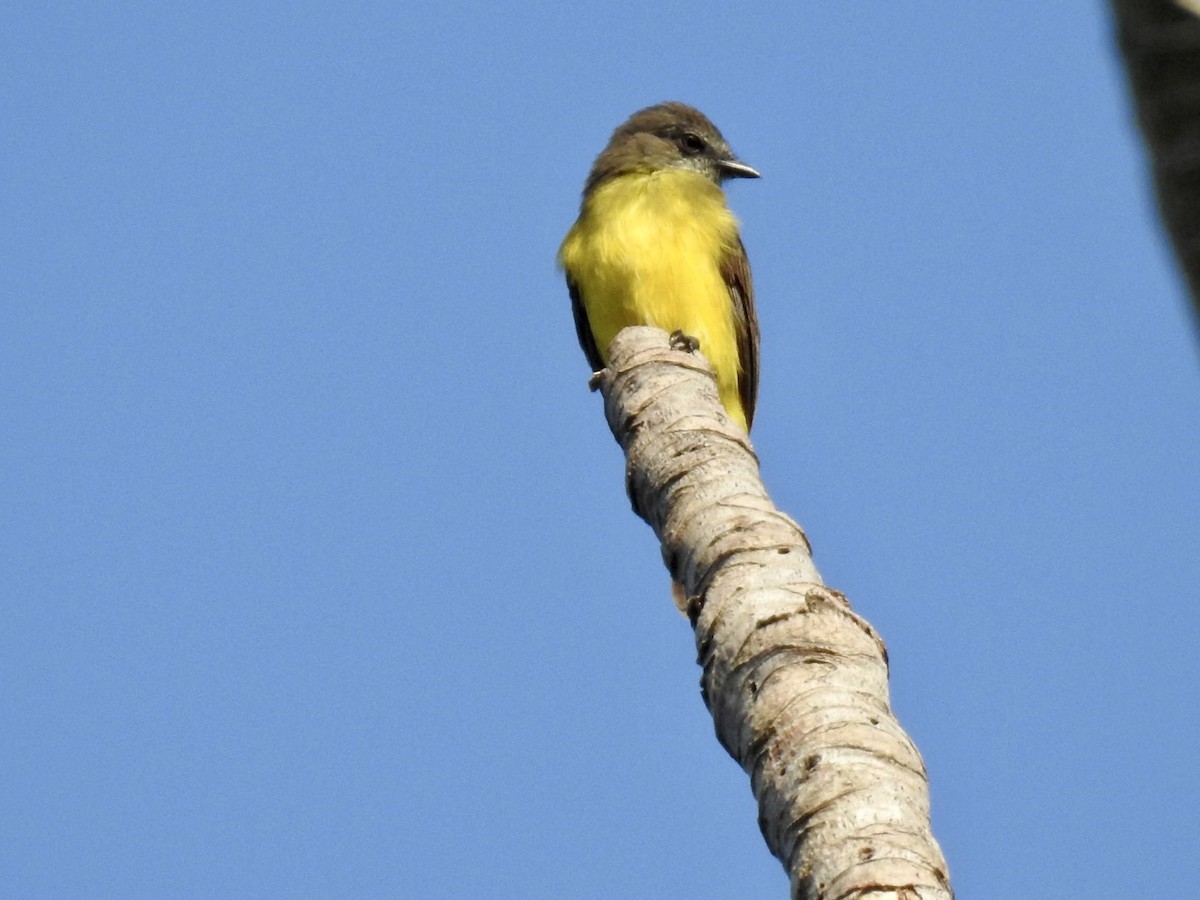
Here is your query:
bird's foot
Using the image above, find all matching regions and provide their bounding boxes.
[669,330,700,353]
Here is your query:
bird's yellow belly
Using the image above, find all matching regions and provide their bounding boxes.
[560,172,745,428]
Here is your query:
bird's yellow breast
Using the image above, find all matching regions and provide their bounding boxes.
[558,169,746,428]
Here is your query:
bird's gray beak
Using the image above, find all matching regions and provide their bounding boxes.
[718,158,761,180]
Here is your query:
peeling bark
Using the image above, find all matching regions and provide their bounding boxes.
[593,327,952,900]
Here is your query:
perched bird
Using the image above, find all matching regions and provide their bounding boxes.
[558,101,761,433]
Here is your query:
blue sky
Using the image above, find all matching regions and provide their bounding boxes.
[3,3,1198,898]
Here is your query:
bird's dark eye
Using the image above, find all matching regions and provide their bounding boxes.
[680,132,706,155]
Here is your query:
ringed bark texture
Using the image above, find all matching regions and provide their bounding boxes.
[594,327,952,900]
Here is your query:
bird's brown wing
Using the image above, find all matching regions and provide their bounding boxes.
[720,235,760,430]
[567,276,605,372]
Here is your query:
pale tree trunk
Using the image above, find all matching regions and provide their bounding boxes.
[1111,0,1200,333]
[592,327,952,900]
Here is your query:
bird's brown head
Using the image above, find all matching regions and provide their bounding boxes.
[583,101,760,196]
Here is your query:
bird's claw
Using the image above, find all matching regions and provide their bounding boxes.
[669,330,700,353]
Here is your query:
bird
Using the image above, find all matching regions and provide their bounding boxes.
[558,101,761,433]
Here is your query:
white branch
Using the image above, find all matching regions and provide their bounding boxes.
[594,327,952,900]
